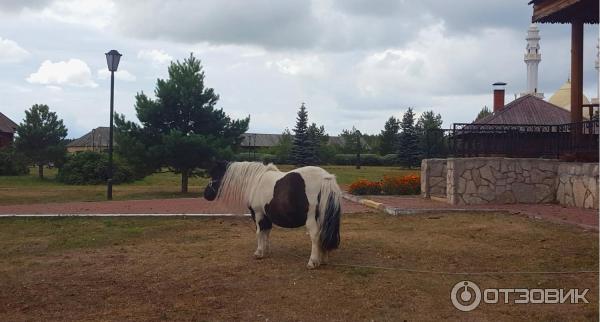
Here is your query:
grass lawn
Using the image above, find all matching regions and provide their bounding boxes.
[0,165,418,205]
[0,212,596,321]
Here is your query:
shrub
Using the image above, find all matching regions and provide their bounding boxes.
[381,174,420,195]
[57,151,136,185]
[0,147,29,176]
[381,154,399,166]
[348,179,382,195]
[235,153,277,163]
[348,174,421,195]
[333,154,383,166]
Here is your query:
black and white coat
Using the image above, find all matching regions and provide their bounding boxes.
[204,162,342,269]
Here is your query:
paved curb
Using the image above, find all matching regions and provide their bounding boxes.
[342,193,598,231]
[342,193,513,216]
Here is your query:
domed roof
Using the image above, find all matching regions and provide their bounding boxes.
[548,79,591,111]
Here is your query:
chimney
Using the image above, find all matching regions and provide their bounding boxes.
[493,82,507,112]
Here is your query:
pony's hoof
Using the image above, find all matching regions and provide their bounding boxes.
[307,259,320,269]
[254,250,265,259]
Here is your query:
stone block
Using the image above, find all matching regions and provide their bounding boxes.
[497,191,516,204]
[480,166,495,183]
[466,180,477,194]
[472,169,481,186]
[584,192,594,209]
[463,195,486,205]
[457,177,466,194]
[535,184,554,203]
[572,179,586,208]
[477,186,496,201]
[462,170,472,180]
[513,182,536,203]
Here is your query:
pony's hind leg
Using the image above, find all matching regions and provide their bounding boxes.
[306,207,323,269]
[254,213,272,259]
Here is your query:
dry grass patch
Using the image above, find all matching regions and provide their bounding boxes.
[0,212,597,321]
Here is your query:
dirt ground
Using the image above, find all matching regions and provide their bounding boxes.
[0,212,597,321]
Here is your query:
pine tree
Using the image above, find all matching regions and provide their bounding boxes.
[291,103,312,166]
[416,110,444,158]
[475,105,492,121]
[15,104,68,179]
[307,122,327,165]
[379,116,399,155]
[397,108,420,168]
[115,54,249,192]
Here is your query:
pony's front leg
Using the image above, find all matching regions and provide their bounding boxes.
[306,213,323,269]
[254,214,272,259]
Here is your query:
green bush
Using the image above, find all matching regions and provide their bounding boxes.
[57,151,136,185]
[235,152,278,164]
[333,154,383,166]
[0,147,29,176]
[381,154,399,166]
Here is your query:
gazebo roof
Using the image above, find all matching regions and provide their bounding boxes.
[529,0,599,24]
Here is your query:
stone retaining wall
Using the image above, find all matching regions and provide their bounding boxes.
[556,163,599,209]
[421,157,598,209]
[420,159,447,198]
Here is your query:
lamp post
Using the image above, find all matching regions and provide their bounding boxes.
[105,50,121,200]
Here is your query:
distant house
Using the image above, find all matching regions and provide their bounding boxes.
[0,112,18,148]
[67,127,111,153]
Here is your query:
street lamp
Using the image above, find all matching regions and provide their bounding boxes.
[105,49,121,200]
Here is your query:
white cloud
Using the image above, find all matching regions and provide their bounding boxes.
[267,55,327,77]
[27,59,98,87]
[97,69,136,81]
[0,37,30,63]
[137,49,173,65]
[37,0,115,29]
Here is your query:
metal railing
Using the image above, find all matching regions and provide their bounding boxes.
[421,121,598,161]
[434,120,599,161]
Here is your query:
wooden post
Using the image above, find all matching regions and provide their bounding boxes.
[571,20,584,124]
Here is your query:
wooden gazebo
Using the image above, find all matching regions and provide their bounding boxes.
[529,0,599,124]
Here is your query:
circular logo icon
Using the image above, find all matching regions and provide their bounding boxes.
[451,280,482,312]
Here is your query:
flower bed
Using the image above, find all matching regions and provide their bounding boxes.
[348,175,420,195]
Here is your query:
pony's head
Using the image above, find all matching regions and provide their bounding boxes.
[203,161,229,201]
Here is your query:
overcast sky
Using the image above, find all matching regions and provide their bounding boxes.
[1,0,598,138]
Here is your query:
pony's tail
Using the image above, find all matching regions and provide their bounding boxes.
[319,175,342,251]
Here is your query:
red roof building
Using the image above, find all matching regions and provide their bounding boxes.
[0,112,18,148]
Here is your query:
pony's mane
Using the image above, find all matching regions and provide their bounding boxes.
[216,161,279,206]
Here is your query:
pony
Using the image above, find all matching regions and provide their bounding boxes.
[204,161,342,269]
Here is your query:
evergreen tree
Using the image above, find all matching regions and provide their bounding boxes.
[341,126,364,169]
[15,104,67,179]
[115,54,249,192]
[291,103,318,166]
[379,116,399,155]
[307,122,327,164]
[397,108,420,168]
[416,110,444,158]
[475,105,492,121]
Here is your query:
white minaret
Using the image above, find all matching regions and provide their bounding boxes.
[522,24,543,98]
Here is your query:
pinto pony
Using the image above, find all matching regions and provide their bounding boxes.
[204,161,342,269]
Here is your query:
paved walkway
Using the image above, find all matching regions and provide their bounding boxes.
[350,195,598,231]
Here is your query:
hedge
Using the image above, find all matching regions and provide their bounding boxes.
[57,151,136,185]
[0,147,29,176]
[348,175,421,195]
